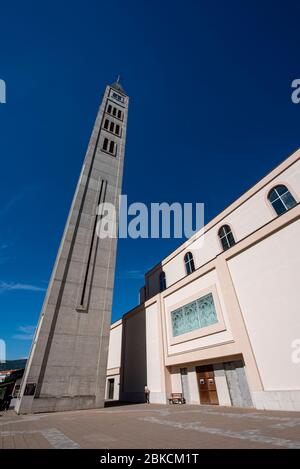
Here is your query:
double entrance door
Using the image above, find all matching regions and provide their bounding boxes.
[196,365,219,405]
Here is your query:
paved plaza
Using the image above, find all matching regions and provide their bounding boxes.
[1,403,300,449]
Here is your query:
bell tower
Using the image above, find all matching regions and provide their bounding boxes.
[16,79,129,413]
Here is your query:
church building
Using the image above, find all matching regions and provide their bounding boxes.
[107,148,300,412]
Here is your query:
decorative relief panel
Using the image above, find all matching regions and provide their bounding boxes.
[171,293,218,337]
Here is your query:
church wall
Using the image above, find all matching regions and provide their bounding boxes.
[107,320,122,371]
[107,149,300,412]
[145,301,167,403]
[228,218,300,410]
[145,152,300,298]
[162,269,234,357]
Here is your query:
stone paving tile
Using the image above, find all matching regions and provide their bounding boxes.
[1,404,300,449]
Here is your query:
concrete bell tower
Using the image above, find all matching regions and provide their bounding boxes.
[16,79,129,413]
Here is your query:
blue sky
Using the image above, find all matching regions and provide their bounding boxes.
[0,0,299,359]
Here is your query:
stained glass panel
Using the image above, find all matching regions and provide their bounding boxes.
[171,292,218,337]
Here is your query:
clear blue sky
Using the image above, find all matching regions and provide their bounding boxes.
[0,0,299,359]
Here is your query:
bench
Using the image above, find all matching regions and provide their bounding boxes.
[168,393,186,404]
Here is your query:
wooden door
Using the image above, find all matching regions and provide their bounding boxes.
[196,365,219,405]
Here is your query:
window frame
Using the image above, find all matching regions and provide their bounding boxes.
[109,140,115,154]
[267,184,297,216]
[184,251,195,275]
[167,285,226,346]
[159,271,167,292]
[218,224,236,251]
[102,137,109,152]
[106,102,123,121]
[102,137,117,156]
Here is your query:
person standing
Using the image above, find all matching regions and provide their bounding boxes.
[144,385,150,404]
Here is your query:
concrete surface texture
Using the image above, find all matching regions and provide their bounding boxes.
[1,403,300,449]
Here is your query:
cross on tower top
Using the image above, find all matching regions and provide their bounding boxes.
[111,75,126,95]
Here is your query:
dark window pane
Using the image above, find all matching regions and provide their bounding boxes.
[272,198,286,215]
[103,138,108,151]
[110,121,114,132]
[104,119,109,129]
[221,237,229,251]
[268,189,278,203]
[219,227,225,238]
[185,252,195,275]
[112,107,117,116]
[109,140,115,153]
[282,192,297,210]
[219,225,235,251]
[107,105,112,114]
[116,125,120,135]
[227,232,235,248]
[276,185,288,196]
[160,272,166,291]
[118,110,122,119]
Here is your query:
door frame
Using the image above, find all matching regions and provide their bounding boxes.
[196,365,219,405]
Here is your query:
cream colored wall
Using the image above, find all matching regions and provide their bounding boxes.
[105,374,120,400]
[146,156,300,297]
[145,302,166,403]
[187,367,200,404]
[228,219,300,391]
[170,367,182,393]
[111,151,300,410]
[107,321,122,370]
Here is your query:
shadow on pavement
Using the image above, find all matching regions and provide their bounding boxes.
[104,401,146,408]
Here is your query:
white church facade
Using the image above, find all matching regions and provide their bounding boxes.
[106,148,300,412]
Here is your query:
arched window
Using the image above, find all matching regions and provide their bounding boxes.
[218,225,235,251]
[184,252,195,275]
[159,271,166,292]
[268,185,297,216]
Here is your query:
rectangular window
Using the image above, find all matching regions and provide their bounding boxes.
[109,121,114,132]
[109,140,115,154]
[112,92,124,103]
[115,124,120,136]
[107,104,112,114]
[171,293,218,337]
[112,107,117,117]
[117,109,122,119]
[104,119,109,130]
[103,138,108,151]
